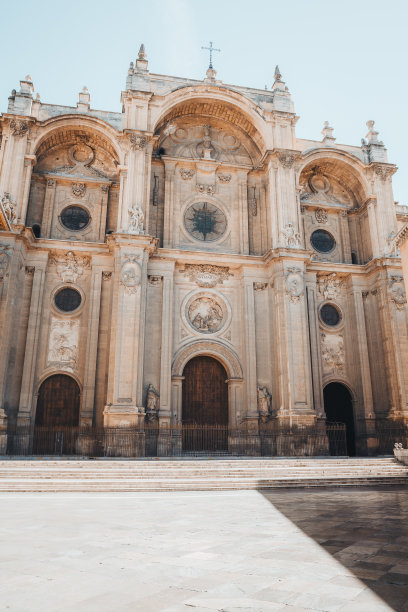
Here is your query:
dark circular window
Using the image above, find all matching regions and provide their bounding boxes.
[55,288,82,312]
[310,229,335,253]
[320,303,341,326]
[60,206,90,231]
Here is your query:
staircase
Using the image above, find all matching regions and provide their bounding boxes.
[0,457,407,492]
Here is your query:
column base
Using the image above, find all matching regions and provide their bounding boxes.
[103,405,145,427]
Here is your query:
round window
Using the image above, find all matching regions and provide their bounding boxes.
[320,303,341,326]
[60,206,90,231]
[310,229,335,253]
[55,288,82,312]
[184,202,227,242]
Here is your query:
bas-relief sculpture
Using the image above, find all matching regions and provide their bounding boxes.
[1,50,407,447]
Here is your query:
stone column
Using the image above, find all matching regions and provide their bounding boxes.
[41,179,57,237]
[159,263,175,425]
[18,154,36,224]
[305,275,324,417]
[97,184,110,240]
[80,263,103,426]
[339,211,352,263]
[370,166,398,255]
[237,171,249,255]
[17,256,48,427]
[163,162,176,248]
[350,282,374,420]
[0,120,30,220]
[242,272,258,429]
[366,198,380,258]
[104,235,157,430]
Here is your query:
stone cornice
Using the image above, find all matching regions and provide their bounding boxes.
[395,223,408,248]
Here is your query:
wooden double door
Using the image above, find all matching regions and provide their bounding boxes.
[182,356,228,451]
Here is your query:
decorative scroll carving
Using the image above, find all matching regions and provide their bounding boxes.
[145,384,159,422]
[25,266,35,276]
[50,251,90,283]
[180,168,195,180]
[217,173,231,183]
[286,267,304,303]
[10,119,29,137]
[121,255,141,295]
[254,282,268,292]
[389,276,407,310]
[183,264,232,288]
[278,152,296,169]
[187,296,225,334]
[101,184,109,193]
[72,183,86,198]
[321,333,344,373]
[317,272,344,301]
[102,271,112,281]
[47,318,79,370]
[281,223,301,248]
[0,193,16,225]
[129,134,147,150]
[257,385,272,422]
[196,183,215,196]
[315,208,328,224]
[128,205,144,235]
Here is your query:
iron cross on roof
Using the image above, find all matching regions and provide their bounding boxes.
[201,41,221,69]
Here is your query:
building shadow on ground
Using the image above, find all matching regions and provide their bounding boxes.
[260,486,408,611]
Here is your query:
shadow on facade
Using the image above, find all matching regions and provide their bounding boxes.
[260,487,408,611]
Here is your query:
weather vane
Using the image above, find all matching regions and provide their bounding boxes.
[201,41,221,69]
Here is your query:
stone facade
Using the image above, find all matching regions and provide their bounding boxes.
[0,47,407,453]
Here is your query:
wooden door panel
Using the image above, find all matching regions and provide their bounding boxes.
[182,356,228,425]
[35,374,80,427]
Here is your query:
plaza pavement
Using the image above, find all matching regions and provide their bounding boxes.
[0,487,407,611]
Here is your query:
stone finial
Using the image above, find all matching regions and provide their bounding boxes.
[138,44,147,60]
[19,75,34,96]
[321,121,336,146]
[77,86,90,110]
[363,120,386,163]
[274,65,282,81]
[272,65,289,93]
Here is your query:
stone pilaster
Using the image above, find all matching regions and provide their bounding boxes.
[237,171,249,255]
[41,178,57,237]
[305,274,324,417]
[159,263,175,424]
[350,280,374,420]
[19,154,36,224]
[242,271,258,427]
[163,161,176,248]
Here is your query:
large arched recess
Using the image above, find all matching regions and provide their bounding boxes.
[35,374,80,427]
[324,382,356,456]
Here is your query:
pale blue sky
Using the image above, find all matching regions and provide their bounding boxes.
[1,0,406,202]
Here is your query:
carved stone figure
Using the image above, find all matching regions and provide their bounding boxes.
[128,206,144,235]
[184,264,232,288]
[281,223,301,248]
[257,385,272,422]
[188,297,224,333]
[390,276,407,310]
[145,384,159,422]
[317,272,344,300]
[48,318,79,369]
[72,183,86,198]
[121,256,141,295]
[51,250,90,283]
[1,193,16,224]
[286,267,304,303]
[321,333,344,373]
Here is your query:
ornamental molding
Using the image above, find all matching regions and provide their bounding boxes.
[50,250,90,283]
[72,183,86,198]
[10,119,29,137]
[395,223,408,248]
[129,134,147,151]
[217,173,231,183]
[371,164,396,182]
[180,168,195,180]
[183,264,232,288]
[172,340,243,379]
[196,183,216,196]
[285,267,304,303]
[389,276,407,310]
[315,208,328,224]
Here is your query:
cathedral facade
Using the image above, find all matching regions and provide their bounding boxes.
[0,47,407,455]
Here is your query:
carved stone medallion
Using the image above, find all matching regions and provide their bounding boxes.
[129,134,147,150]
[72,183,86,198]
[187,295,226,334]
[121,256,141,295]
[183,264,232,288]
[389,276,407,310]
[315,208,328,224]
[285,267,304,303]
[180,168,195,180]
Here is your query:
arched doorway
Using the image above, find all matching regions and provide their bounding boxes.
[324,382,355,456]
[182,356,228,451]
[36,374,80,427]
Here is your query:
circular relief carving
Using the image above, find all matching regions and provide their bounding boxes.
[60,206,90,231]
[187,296,226,334]
[320,303,341,327]
[184,202,227,242]
[69,143,94,165]
[310,229,336,253]
[310,174,330,193]
[54,287,82,312]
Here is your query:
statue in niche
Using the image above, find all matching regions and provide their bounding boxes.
[145,384,159,422]
[257,386,272,422]
[128,205,144,234]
